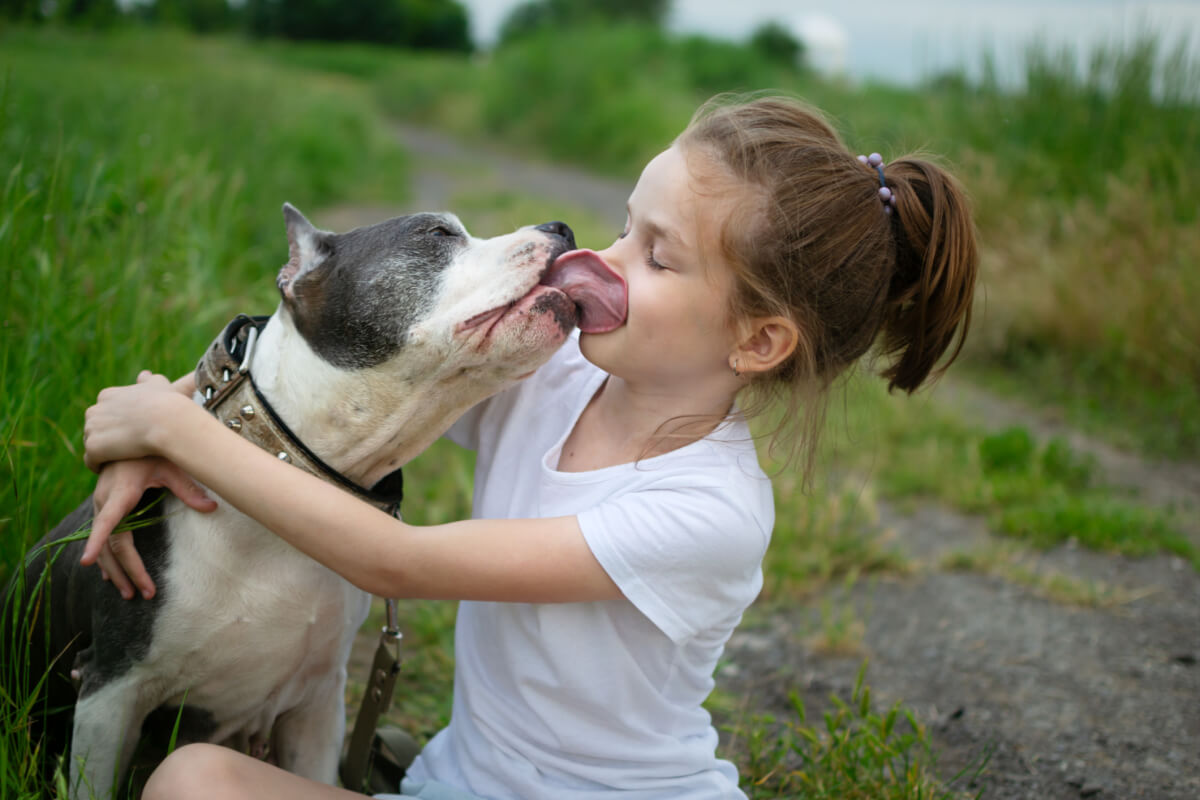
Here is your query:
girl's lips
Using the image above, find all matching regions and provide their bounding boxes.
[540,249,627,333]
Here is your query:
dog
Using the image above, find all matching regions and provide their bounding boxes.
[3,204,625,799]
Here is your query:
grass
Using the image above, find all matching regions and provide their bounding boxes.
[0,26,410,797]
[721,663,984,799]
[809,376,1199,569]
[939,543,1156,609]
[0,27,408,564]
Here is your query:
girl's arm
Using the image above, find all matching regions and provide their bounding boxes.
[83,373,620,604]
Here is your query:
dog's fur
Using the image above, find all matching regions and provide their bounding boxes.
[4,205,579,799]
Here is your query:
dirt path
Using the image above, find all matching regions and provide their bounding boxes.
[328,125,1200,800]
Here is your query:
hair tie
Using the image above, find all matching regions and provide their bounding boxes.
[857,152,896,215]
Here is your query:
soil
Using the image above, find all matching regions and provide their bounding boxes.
[331,124,1200,800]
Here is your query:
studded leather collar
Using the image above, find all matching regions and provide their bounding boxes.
[194,315,403,515]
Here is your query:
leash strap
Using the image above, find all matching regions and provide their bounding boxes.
[341,598,404,792]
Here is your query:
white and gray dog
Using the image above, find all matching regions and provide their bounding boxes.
[4,204,625,799]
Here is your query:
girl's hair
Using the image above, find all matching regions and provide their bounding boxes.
[678,93,978,472]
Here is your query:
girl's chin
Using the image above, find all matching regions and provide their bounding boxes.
[577,328,615,362]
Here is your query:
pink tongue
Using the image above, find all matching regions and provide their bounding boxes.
[541,249,627,333]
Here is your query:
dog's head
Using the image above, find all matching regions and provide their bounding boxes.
[274,204,624,387]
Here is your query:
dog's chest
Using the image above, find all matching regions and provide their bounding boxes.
[144,498,369,736]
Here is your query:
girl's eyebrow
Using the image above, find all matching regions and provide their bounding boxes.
[627,204,686,249]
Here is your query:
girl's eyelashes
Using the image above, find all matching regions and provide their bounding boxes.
[645,249,667,271]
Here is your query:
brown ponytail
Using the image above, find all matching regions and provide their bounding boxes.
[678,93,979,468]
[879,158,978,393]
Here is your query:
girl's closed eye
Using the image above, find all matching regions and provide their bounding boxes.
[645,249,668,271]
[617,213,631,241]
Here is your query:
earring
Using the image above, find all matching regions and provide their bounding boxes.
[732,358,741,377]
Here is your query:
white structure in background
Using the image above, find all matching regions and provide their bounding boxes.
[790,13,849,77]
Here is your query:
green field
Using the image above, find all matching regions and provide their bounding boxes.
[2,23,1195,799]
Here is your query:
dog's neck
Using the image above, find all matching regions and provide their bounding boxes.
[247,311,477,489]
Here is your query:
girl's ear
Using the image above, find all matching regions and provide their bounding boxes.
[730,316,801,376]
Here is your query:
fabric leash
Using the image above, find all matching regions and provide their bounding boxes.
[341,598,404,792]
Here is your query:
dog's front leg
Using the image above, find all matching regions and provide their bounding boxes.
[270,671,346,784]
[70,673,155,800]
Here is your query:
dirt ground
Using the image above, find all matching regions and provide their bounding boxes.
[333,124,1200,800]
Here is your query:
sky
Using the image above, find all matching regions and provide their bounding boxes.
[458,0,1200,85]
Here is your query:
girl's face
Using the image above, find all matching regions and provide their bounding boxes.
[580,144,750,394]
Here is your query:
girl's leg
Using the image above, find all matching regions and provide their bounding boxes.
[142,743,366,800]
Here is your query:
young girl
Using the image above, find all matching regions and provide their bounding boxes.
[81,94,977,800]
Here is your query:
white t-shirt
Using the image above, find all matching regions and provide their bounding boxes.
[403,334,774,799]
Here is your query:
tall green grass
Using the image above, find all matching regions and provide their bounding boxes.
[1,29,408,794]
[0,28,408,568]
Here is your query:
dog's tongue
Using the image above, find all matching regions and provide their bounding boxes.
[541,249,627,333]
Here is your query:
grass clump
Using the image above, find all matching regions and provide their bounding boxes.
[723,663,981,799]
[761,471,909,602]
[819,381,1197,569]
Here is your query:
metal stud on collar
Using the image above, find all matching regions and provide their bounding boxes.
[277,451,291,463]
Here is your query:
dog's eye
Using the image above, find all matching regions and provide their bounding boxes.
[429,226,457,238]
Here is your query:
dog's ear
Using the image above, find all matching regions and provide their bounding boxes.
[277,203,333,301]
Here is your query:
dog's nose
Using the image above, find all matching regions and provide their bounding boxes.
[535,221,576,250]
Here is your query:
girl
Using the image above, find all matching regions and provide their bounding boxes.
[81,94,978,800]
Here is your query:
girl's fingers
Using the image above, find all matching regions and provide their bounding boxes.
[156,462,217,513]
[109,531,155,599]
[96,544,136,600]
[84,483,136,565]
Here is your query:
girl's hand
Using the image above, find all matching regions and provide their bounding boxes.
[83,370,182,472]
[81,456,218,599]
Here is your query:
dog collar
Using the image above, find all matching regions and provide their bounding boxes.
[194,314,404,515]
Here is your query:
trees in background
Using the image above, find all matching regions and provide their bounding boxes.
[496,1,805,75]
[1,0,119,25]
[749,21,804,69]
[246,0,470,50]
[498,0,670,45]
[0,0,472,51]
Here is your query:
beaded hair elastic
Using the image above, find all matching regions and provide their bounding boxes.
[857,152,896,215]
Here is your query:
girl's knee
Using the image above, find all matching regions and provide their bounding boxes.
[143,743,247,800]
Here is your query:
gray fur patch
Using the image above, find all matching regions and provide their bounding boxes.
[285,212,464,369]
